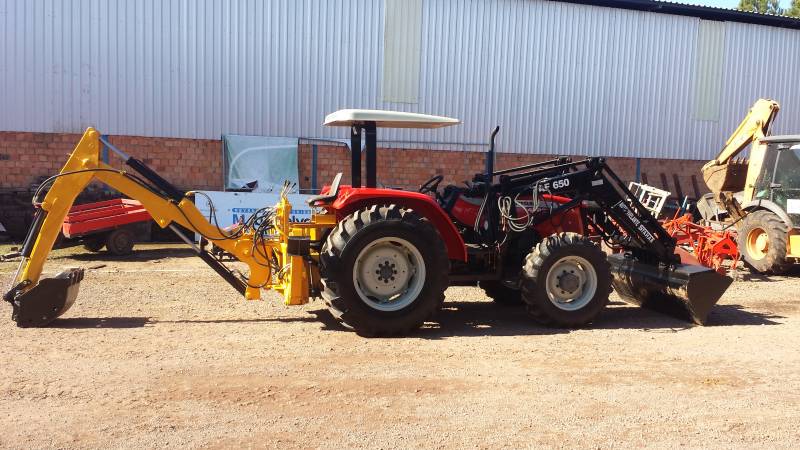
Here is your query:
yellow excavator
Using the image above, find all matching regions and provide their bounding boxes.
[700,99,800,273]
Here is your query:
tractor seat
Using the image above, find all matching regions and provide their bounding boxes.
[306,172,343,206]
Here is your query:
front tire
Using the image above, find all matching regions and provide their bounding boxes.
[319,205,449,336]
[521,232,611,327]
[738,210,789,274]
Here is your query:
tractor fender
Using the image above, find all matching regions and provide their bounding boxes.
[329,187,467,261]
[742,199,795,228]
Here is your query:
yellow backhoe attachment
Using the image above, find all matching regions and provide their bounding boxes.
[4,128,332,327]
[701,99,780,218]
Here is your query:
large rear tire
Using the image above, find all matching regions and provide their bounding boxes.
[738,210,790,274]
[319,205,449,336]
[521,232,611,327]
[480,280,523,305]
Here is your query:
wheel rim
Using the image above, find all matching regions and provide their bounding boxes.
[746,227,769,260]
[544,255,598,311]
[352,237,426,312]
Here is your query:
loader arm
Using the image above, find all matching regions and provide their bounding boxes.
[499,158,732,324]
[4,128,313,327]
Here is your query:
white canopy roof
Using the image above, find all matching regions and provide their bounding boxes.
[323,109,460,129]
[761,135,800,143]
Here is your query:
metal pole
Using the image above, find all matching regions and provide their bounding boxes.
[98,135,131,161]
[635,158,641,183]
[311,144,318,192]
[101,135,110,164]
[351,126,362,187]
[365,122,377,188]
[169,224,200,253]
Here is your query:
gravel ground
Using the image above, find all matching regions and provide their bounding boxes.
[1,243,799,449]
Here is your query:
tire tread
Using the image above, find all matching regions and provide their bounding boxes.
[521,232,612,327]
[738,210,790,274]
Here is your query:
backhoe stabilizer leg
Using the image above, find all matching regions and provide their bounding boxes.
[608,253,732,325]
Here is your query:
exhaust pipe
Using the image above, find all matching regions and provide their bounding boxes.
[608,253,732,325]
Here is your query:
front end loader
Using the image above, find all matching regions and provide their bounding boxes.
[5,110,732,335]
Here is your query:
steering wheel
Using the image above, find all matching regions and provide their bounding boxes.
[419,175,444,201]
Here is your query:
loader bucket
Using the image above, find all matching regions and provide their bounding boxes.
[607,254,731,325]
[10,268,84,327]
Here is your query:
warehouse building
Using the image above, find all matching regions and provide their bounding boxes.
[1,0,799,237]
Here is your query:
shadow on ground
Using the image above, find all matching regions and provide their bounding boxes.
[734,264,800,282]
[66,247,196,262]
[704,304,784,326]
[307,299,784,339]
[737,272,779,282]
[45,300,783,334]
[53,316,327,328]
[155,317,322,325]
[48,316,151,328]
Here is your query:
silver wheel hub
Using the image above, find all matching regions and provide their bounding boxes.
[545,256,598,311]
[557,272,580,293]
[353,237,426,312]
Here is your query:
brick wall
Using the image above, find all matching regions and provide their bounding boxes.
[0,131,222,191]
[0,131,222,238]
[0,131,708,238]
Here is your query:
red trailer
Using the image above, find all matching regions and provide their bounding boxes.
[62,199,152,255]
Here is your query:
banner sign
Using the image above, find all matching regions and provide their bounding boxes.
[193,191,314,241]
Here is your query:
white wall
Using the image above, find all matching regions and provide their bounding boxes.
[1,0,799,160]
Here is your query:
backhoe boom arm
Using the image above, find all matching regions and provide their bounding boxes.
[4,128,311,326]
[706,99,779,167]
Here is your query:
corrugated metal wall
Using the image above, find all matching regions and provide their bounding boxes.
[1,0,799,160]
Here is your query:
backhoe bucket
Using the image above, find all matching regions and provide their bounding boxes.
[10,268,84,327]
[607,254,731,325]
[701,159,748,194]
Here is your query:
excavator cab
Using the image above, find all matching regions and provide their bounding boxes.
[750,137,800,218]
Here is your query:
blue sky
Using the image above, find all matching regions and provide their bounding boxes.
[676,0,792,9]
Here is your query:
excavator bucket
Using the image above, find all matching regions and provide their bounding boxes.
[10,268,84,327]
[607,254,732,325]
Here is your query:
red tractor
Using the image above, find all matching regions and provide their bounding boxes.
[306,110,729,334]
[7,110,730,335]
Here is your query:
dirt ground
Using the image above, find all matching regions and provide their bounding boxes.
[0,243,799,449]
